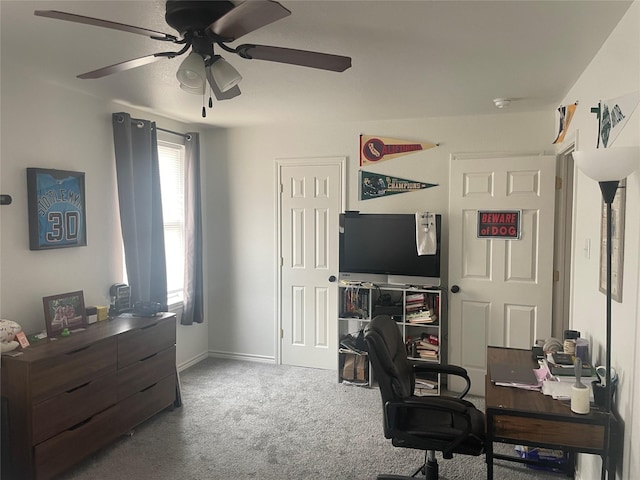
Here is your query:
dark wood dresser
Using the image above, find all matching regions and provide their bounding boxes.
[1,313,177,480]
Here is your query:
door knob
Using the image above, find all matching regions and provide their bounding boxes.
[451,285,460,293]
[328,275,337,283]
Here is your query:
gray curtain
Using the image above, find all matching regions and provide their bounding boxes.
[112,112,168,307]
[182,132,204,324]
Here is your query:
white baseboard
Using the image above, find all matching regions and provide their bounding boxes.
[177,352,209,372]
[176,350,275,372]
[208,350,276,364]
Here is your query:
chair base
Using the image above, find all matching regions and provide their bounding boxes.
[377,476,418,480]
[377,455,440,480]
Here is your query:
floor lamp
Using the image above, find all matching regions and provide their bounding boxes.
[572,145,639,478]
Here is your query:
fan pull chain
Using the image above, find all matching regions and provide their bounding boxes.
[201,89,206,118]
[209,83,213,109]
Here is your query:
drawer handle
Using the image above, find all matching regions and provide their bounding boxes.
[141,322,159,331]
[141,382,158,393]
[140,352,158,362]
[68,415,94,431]
[66,381,91,393]
[66,345,91,355]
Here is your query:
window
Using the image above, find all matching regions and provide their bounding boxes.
[158,140,186,306]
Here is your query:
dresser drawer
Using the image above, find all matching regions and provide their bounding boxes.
[34,405,120,480]
[118,345,176,400]
[117,317,176,368]
[32,371,118,445]
[31,338,117,403]
[119,373,176,433]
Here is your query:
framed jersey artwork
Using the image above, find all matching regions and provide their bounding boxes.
[27,168,87,250]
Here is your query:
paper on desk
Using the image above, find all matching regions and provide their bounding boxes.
[542,378,595,401]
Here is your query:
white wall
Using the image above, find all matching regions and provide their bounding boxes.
[559,3,640,479]
[207,112,554,358]
[0,51,209,369]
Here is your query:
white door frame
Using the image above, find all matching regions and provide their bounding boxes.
[553,142,575,340]
[275,156,346,365]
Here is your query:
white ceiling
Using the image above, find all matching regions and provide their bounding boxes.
[1,0,632,128]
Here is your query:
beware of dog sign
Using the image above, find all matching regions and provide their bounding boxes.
[477,210,521,239]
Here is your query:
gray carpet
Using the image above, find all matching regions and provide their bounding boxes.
[60,357,567,479]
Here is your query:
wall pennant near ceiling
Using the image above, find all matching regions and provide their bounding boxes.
[552,102,578,144]
[360,134,438,166]
[590,91,640,148]
[360,170,438,201]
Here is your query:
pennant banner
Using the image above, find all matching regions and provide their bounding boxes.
[552,102,577,144]
[360,171,438,201]
[599,91,640,147]
[360,135,437,166]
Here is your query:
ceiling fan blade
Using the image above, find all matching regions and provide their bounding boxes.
[34,10,179,41]
[78,55,167,79]
[206,68,241,101]
[208,1,291,41]
[237,45,352,72]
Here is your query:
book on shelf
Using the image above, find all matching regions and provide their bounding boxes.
[416,334,439,350]
[408,318,435,324]
[406,293,426,303]
[416,342,439,352]
[423,333,439,343]
[406,303,426,312]
[341,288,369,318]
[415,377,439,395]
[406,310,434,323]
[416,350,438,360]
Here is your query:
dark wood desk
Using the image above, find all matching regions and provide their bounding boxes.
[485,347,616,480]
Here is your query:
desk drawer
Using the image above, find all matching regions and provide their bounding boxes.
[34,405,120,480]
[32,371,118,445]
[117,317,176,368]
[118,345,176,400]
[492,414,605,449]
[119,374,176,433]
[31,338,117,403]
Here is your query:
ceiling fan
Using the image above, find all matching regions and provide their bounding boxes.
[34,0,352,116]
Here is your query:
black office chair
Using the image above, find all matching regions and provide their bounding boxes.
[364,315,485,480]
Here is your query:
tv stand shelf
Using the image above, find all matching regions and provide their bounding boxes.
[338,283,444,394]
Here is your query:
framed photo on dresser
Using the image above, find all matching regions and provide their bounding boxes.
[43,290,87,337]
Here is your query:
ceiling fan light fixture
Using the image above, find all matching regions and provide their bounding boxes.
[493,98,512,109]
[179,83,205,95]
[210,55,242,93]
[177,52,206,90]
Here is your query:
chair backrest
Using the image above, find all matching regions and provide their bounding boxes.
[364,315,415,405]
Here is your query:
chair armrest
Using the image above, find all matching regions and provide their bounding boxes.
[410,362,472,399]
[387,397,469,414]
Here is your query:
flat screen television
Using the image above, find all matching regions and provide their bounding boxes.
[339,212,441,287]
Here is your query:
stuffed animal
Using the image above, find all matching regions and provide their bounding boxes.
[0,319,22,353]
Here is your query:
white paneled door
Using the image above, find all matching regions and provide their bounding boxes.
[448,154,556,394]
[278,158,345,369]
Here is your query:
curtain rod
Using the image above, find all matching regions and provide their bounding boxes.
[156,126,190,140]
[116,114,191,140]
